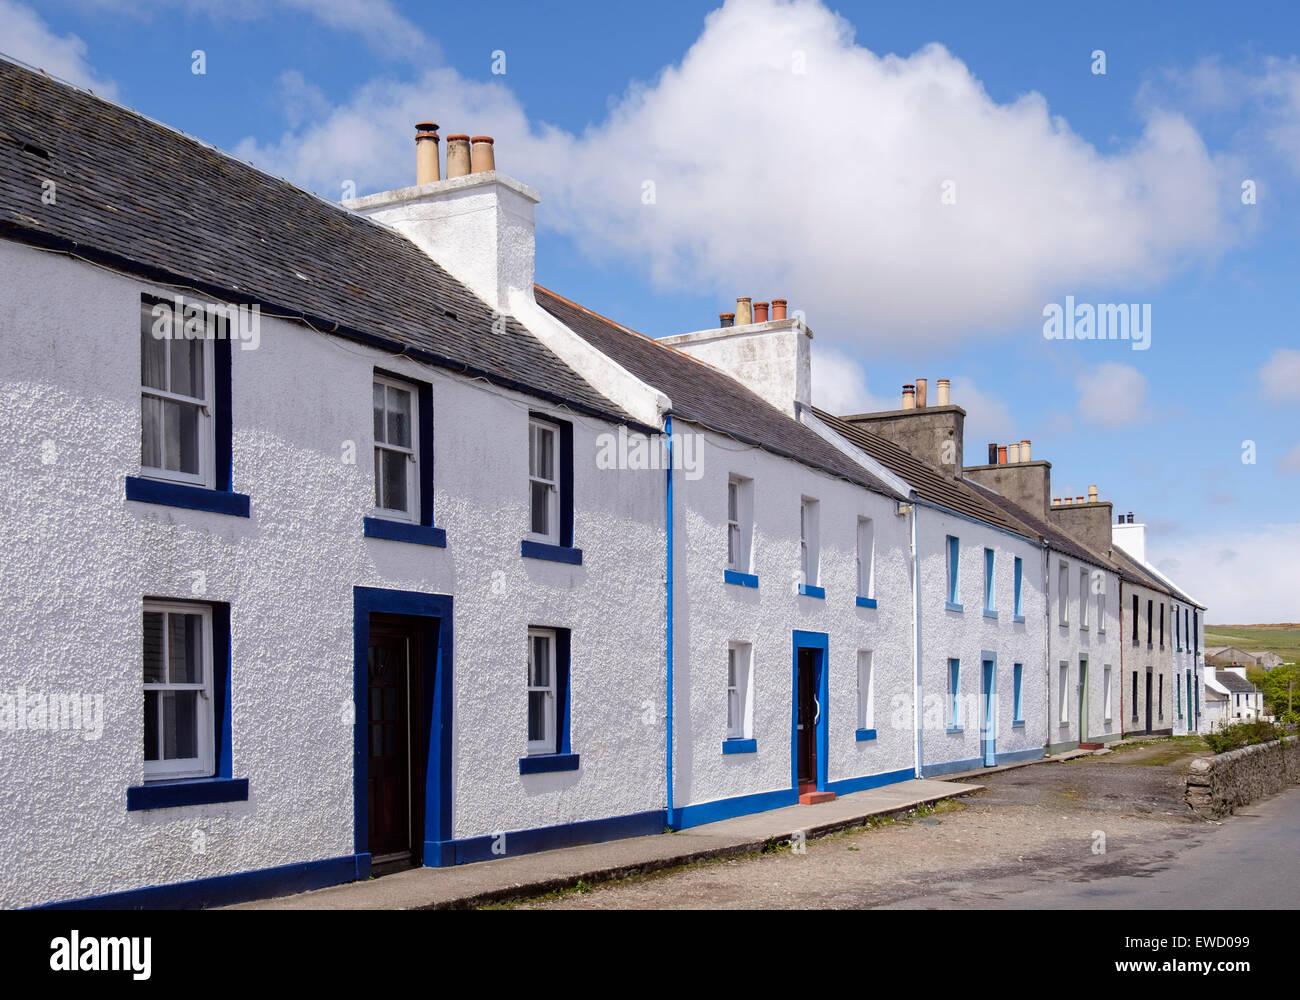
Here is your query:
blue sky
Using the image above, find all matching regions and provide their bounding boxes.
[7,0,1300,619]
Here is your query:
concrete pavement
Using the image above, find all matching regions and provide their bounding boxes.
[229,777,980,909]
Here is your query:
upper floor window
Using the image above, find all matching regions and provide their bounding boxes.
[140,297,215,487]
[373,375,419,521]
[1147,599,1154,647]
[1132,594,1140,642]
[1174,603,1181,649]
[983,548,996,614]
[1159,602,1165,649]
[946,535,961,609]
[1013,556,1024,618]
[528,417,560,544]
[1097,584,1106,633]
[1079,568,1090,629]
[799,497,820,587]
[856,517,875,599]
[143,601,215,781]
[1058,561,1070,626]
[727,476,754,573]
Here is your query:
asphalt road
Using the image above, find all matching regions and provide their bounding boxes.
[894,782,1300,910]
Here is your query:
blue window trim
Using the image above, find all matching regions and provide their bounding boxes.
[519,752,580,774]
[1013,662,1024,723]
[791,631,830,792]
[983,609,999,620]
[353,586,454,866]
[798,583,826,599]
[855,595,877,609]
[1013,556,1023,618]
[946,725,964,734]
[855,728,877,742]
[364,518,446,547]
[945,600,964,613]
[724,570,758,588]
[125,476,250,517]
[520,627,573,775]
[1013,614,1026,624]
[128,602,239,811]
[721,738,757,755]
[948,657,961,729]
[521,539,583,564]
[127,777,248,811]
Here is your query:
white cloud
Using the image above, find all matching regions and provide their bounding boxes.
[949,375,1014,445]
[0,0,116,96]
[1074,362,1148,428]
[1279,443,1300,475]
[1259,348,1300,402]
[809,346,893,414]
[232,0,1237,347]
[1149,523,1300,622]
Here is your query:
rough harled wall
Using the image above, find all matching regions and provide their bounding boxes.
[917,509,1046,773]
[965,462,1052,521]
[1185,737,1300,819]
[1045,553,1123,749]
[660,321,811,420]
[1170,602,1199,735]
[671,428,914,810]
[0,241,665,908]
[1118,580,1174,735]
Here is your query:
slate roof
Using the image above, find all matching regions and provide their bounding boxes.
[965,480,1117,571]
[536,287,902,498]
[811,408,1038,540]
[1215,670,1258,694]
[0,57,633,425]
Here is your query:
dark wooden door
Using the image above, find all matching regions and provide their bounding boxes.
[1144,672,1153,735]
[796,649,816,786]
[367,620,423,867]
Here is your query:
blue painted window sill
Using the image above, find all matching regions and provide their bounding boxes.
[1013,614,1026,624]
[721,738,757,755]
[983,608,998,620]
[855,596,877,609]
[946,725,963,735]
[798,583,825,599]
[520,540,583,565]
[945,601,964,614]
[127,777,249,811]
[125,476,249,518]
[364,517,446,547]
[723,570,758,588]
[1012,720,1025,729]
[855,728,877,742]
[519,753,580,774]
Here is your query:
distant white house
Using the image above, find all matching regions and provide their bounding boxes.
[1203,667,1262,727]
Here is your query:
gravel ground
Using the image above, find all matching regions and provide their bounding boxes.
[508,739,1216,909]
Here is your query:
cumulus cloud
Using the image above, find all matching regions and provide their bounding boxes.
[0,0,117,96]
[1073,362,1148,428]
[1259,348,1300,402]
[809,346,894,414]
[1279,443,1300,475]
[233,0,1237,347]
[1148,523,1300,622]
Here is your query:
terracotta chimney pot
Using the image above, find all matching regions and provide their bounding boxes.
[901,384,916,410]
[470,136,495,173]
[771,299,788,320]
[1020,439,1031,461]
[445,134,471,178]
[936,378,951,405]
[719,312,735,328]
[915,378,928,408]
[735,297,753,326]
[415,121,440,184]
[753,301,769,322]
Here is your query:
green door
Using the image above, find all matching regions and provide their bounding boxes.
[1078,658,1089,743]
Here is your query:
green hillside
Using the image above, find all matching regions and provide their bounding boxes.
[1205,624,1300,664]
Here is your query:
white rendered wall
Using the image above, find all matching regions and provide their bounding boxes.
[669,425,914,811]
[1044,553,1122,747]
[1118,580,1174,735]
[0,240,665,907]
[916,509,1046,773]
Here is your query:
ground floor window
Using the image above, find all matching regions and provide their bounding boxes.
[143,600,215,781]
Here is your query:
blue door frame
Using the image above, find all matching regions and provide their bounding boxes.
[980,654,996,767]
[353,587,455,869]
[791,630,830,792]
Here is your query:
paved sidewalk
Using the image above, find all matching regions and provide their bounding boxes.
[229,778,980,910]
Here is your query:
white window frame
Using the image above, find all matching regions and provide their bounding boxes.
[856,517,875,599]
[1104,664,1112,721]
[727,476,754,573]
[142,600,215,782]
[1097,585,1107,634]
[527,418,560,545]
[1058,562,1070,627]
[1079,568,1090,629]
[800,497,820,586]
[372,374,420,522]
[1059,661,1070,724]
[857,650,874,730]
[726,643,752,740]
[526,627,557,755]
[140,298,215,489]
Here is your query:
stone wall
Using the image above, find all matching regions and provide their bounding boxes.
[1185,736,1300,819]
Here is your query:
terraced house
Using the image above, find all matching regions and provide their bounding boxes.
[0,59,1207,909]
